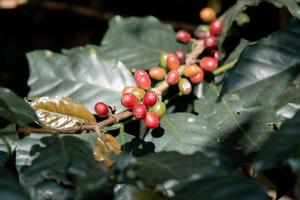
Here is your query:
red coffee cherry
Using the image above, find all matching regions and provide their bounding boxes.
[134,69,148,78]
[176,30,191,44]
[149,66,166,80]
[190,69,204,84]
[204,35,217,49]
[199,7,216,23]
[211,50,219,60]
[175,49,186,64]
[210,19,222,36]
[166,70,180,85]
[167,53,180,70]
[121,93,138,109]
[94,102,109,117]
[133,104,147,120]
[134,70,151,90]
[144,112,160,129]
[143,91,157,107]
[178,78,192,95]
[200,57,218,72]
[183,64,201,78]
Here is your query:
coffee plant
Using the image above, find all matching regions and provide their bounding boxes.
[1,0,300,199]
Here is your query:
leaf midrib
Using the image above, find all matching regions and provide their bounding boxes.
[209,84,261,150]
[164,116,187,153]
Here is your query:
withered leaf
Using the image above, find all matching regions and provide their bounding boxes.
[93,134,122,167]
[30,97,96,129]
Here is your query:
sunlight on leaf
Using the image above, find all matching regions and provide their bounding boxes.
[30,96,96,129]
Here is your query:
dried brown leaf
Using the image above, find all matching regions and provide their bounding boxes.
[93,134,121,167]
[30,97,96,129]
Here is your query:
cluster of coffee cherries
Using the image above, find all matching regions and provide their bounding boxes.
[122,65,174,129]
[94,6,222,130]
[176,7,222,72]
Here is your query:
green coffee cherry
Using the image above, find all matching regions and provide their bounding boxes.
[150,101,166,118]
[160,52,168,68]
[178,78,192,95]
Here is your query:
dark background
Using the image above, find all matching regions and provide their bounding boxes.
[0,0,290,97]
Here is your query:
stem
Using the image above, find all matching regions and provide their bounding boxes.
[212,59,237,75]
[40,0,198,32]
[101,124,123,132]
[17,39,205,136]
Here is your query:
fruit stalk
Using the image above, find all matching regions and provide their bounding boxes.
[17,39,205,136]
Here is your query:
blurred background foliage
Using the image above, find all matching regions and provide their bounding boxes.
[0,0,292,96]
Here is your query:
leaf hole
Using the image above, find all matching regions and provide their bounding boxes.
[266,122,274,127]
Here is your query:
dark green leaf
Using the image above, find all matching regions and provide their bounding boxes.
[0,151,8,166]
[0,124,17,155]
[146,113,217,154]
[146,84,286,156]
[75,173,113,200]
[130,152,225,186]
[20,136,107,200]
[15,133,52,172]
[15,132,101,172]
[254,111,300,172]
[172,175,269,200]
[221,19,300,102]
[219,0,300,52]
[27,48,135,112]
[0,87,37,126]
[224,39,250,65]
[0,167,30,200]
[114,185,166,200]
[114,184,135,200]
[101,16,189,69]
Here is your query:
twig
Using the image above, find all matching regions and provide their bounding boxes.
[38,0,198,32]
[185,40,205,65]
[17,39,205,136]
[17,110,133,135]
[213,59,238,75]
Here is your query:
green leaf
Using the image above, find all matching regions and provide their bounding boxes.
[0,151,8,166]
[146,83,293,156]
[130,152,225,186]
[114,185,166,200]
[27,48,135,112]
[221,19,300,100]
[0,124,17,155]
[172,175,269,200]
[146,113,216,154]
[254,111,300,172]
[0,167,30,200]
[15,134,49,171]
[15,133,101,172]
[224,39,250,65]
[74,172,113,200]
[100,16,189,69]
[0,87,38,126]
[20,136,107,200]
[219,0,300,52]
[114,185,135,200]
